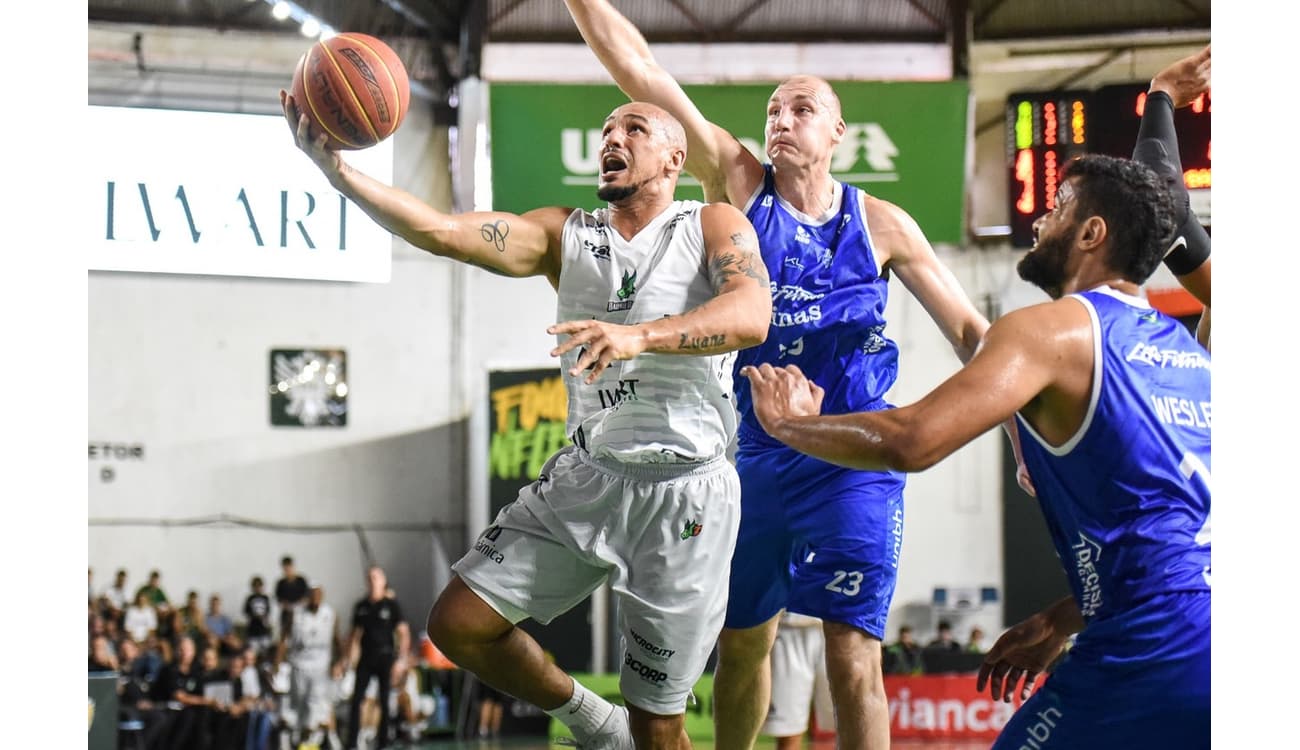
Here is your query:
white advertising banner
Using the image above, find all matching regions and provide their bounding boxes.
[88,105,394,283]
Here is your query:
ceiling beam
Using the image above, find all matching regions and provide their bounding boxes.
[902,0,947,32]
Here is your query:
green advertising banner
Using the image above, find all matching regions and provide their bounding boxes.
[489,81,969,244]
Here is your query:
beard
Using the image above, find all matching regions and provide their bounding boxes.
[597,182,639,202]
[1017,231,1072,299]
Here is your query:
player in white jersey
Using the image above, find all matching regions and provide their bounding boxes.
[279,584,341,749]
[282,94,771,750]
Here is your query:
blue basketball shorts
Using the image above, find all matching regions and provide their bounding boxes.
[992,639,1210,749]
[726,444,906,639]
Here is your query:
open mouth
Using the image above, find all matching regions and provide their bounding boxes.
[600,153,628,179]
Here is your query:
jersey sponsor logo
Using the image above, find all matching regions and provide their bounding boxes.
[771,306,822,327]
[794,226,812,245]
[890,507,903,569]
[665,210,691,234]
[607,269,638,312]
[623,652,669,685]
[771,284,825,303]
[761,195,774,208]
[680,520,703,540]
[473,537,505,565]
[629,628,676,660]
[1124,342,1209,369]
[862,324,889,354]
[1149,394,1211,429]
[1071,533,1103,618]
[784,255,804,271]
[596,378,639,409]
[582,238,611,260]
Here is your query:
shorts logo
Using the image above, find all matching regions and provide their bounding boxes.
[680,520,703,540]
[483,526,503,542]
[475,526,505,564]
[623,652,668,685]
[629,628,676,660]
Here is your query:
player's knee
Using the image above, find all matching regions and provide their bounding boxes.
[718,619,781,666]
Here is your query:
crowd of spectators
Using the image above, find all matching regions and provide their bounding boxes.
[88,561,446,750]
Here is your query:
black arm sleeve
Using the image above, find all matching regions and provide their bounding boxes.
[1132,90,1211,275]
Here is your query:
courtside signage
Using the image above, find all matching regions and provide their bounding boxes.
[489,81,968,244]
[88,105,394,282]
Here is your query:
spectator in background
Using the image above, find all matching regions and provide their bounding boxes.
[117,637,172,750]
[240,645,277,750]
[181,590,209,643]
[89,567,95,602]
[89,633,120,673]
[161,636,214,750]
[102,568,131,618]
[966,627,986,654]
[125,591,159,644]
[155,601,180,647]
[206,594,233,639]
[885,625,923,675]
[926,621,962,653]
[275,556,309,643]
[135,570,169,607]
[244,576,275,657]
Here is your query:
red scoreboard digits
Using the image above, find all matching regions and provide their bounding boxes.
[1006,83,1211,248]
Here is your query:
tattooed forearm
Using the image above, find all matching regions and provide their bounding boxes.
[480,220,509,253]
[678,333,728,351]
[708,234,769,293]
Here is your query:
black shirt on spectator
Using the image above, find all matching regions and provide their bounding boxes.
[352,596,405,660]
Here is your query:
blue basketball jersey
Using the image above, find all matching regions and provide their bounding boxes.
[735,165,902,453]
[1017,286,1210,667]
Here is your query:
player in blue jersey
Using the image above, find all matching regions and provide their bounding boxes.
[743,153,1209,748]
[563,3,996,748]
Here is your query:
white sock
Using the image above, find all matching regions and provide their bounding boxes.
[544,676,615,736]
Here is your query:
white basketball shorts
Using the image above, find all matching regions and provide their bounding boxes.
[762,616,835,737]
[452,445,741,715]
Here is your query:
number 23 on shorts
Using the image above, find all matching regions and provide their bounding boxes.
[825,570,863,596]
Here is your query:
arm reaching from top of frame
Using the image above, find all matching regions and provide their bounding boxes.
[1133,46,1212,329]
[562,0,764,204]
[282,91,568,285]
[549,203,771,383]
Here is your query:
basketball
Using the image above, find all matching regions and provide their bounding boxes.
[290,33,411,150]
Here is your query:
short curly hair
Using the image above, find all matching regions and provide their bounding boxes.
[1061,154,1177,284]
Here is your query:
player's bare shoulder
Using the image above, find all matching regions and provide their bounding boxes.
[859,193,925,268]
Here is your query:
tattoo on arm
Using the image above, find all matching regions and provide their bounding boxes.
[480,220,509,253]
[708,234,769,294]
[678,333,727,351]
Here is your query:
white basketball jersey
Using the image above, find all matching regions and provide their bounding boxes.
[289,603,335,668]
[556,200,737,464]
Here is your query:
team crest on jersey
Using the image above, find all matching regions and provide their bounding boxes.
[794,226,812,244]
[680,520,703,540]
[1137,308,1159,324]
[607,269,638,311]
[583,238,611,260]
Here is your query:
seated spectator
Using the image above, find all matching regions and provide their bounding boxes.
[926,620,962,653]
[206,594,233,639]
[135,570,169,607]
[155,602,180,646]
[885,625,923,675]
[160,637,215,750]
[966,626,986,654]
[89,634,120,673]
[117,637,172,750]
[100,568,131,625]
[124,592,158,644]
[181,590,209,643]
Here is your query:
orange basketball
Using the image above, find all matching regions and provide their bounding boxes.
[291,33,410,150]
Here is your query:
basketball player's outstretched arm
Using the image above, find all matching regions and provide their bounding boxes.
[741,300,1092,473]
[549,203,771,383]
[1136,45,1211,347]
[282,91,567,285]
[563,0,764,204]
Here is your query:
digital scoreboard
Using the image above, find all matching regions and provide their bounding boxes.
[1005,84,1211,247]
